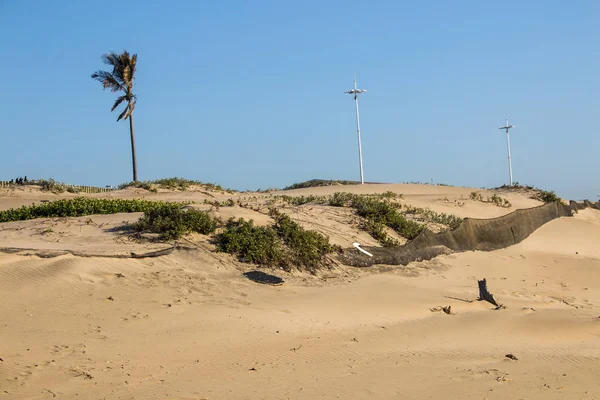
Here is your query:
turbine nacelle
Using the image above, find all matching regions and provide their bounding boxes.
[345,89,367,95]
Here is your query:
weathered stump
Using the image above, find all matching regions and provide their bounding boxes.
[478,278,499,307]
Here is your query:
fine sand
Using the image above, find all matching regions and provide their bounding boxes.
[1,184,599,399]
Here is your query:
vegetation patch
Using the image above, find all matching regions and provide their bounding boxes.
[119,181,157,192]
[495,183,561,204]
[359,219,401,247]
[532,190,561,204]
[270,194,328,206]
[132,204,218,240]
[203,198,236,208]
[119,177,235,193]
[283,179,360,191]
[403,206,463,230]
[216,212,336,273]
[235,191,461,247]
[328,192,425,241]
[217,218,284,266]
[0,197,177,223]
[470,192,512,208]
[274,212,335,272]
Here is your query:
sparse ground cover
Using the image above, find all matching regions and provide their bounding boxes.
[470,191,512,208]
[118,177,236,193]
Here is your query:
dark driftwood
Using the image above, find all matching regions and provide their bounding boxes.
[478,278,499,307]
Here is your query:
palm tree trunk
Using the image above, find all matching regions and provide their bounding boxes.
[129,113,138,182]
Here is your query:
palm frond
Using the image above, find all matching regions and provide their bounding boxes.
[102,52,121,68]
[118,51,136,89]
[102,52,126,85]
[123,97,136,119]
[129,54,137,82]
[91,70,125,93]
[111,95,127,112]
[117,104,130,121]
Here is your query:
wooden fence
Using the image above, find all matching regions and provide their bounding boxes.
[0,181,115,193]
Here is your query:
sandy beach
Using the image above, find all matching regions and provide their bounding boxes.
[1,183,599,399]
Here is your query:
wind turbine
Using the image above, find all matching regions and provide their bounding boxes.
[345,74,367,184]
[499,118,515,186]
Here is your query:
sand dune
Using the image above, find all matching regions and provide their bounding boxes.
[1,184,599,399]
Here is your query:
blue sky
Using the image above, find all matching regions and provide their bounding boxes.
[1,1,598,200]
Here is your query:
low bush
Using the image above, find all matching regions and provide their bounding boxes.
[216,213,335,272]
[274,213,334,272]
[217,218,284,266]
[489,194,511,208]
[360,219,401,247]
[132,204,218,240]
[329,192,424,240]
[470,191,512,208]
[0,197,175,223]
[533,190,561,203]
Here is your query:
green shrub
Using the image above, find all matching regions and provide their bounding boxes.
[217,218,284,266]
[132,204,218,240]
[328,192,424,240]
[534,190,561,203]
[274,214,333,272]
[351,196,400,222]
[360,219,401,247]
[329,192,356,207]
[217,214,335,272]
[0,197,177,223]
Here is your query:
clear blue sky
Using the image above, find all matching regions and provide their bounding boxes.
[1,1,598,200]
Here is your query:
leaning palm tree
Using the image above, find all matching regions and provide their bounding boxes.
[91,50,139,182]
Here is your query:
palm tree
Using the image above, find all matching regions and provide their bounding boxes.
[91,50,139,182]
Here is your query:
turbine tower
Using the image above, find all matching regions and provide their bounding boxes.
[499,118,515,186]
[345,74,367,184]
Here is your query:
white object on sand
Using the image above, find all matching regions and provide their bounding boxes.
[353,242,373,257]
